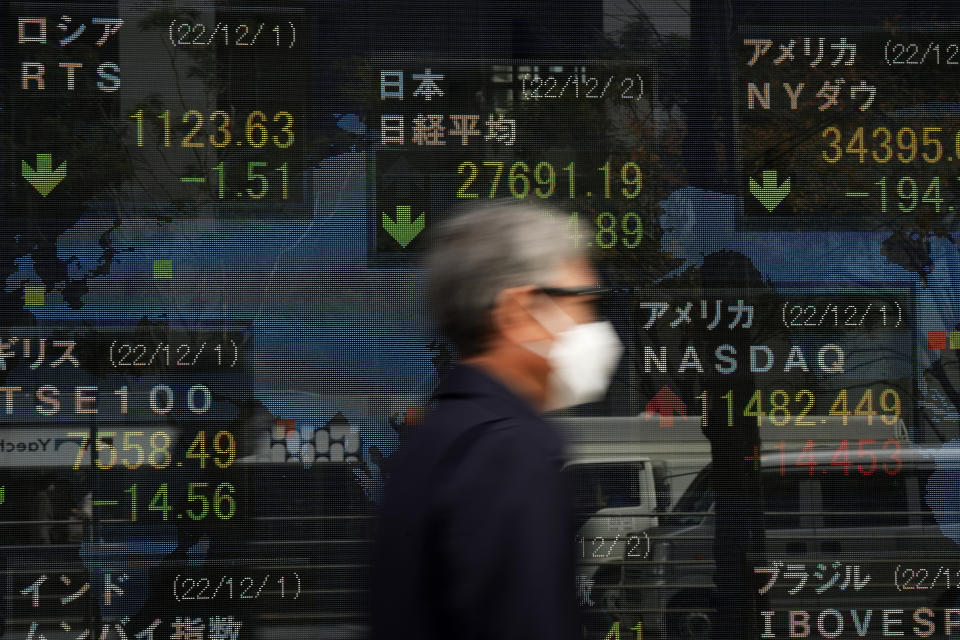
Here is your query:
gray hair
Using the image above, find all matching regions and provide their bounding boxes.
[425,200,587,357]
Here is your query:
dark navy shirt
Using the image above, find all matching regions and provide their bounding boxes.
[371,363,579,640]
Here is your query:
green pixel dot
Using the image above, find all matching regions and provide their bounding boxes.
[951,331,960,349]
[153,259,173,279]
[24,286,44,306]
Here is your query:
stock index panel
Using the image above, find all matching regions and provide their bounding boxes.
[1,1,960,640]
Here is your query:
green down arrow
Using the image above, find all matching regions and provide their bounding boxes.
[382,204,425,248]
[22,154,67,196]
[748,169,790,212]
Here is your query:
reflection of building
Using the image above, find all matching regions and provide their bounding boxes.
[264,412,362,464]
[327,1,603,58]
[320,1,605,114]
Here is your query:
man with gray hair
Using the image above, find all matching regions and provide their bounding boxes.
[371,200,622,640]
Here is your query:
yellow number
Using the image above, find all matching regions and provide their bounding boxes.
[508,162,531,198]
[94,431,118,469]
[67,432,89,470]
[209,110,231,148]
[158,110,172,147]
[879,388,902,425]
[721,389,734,427]
[213,431,236,469]
[457,161,479,198]
[482,161,504,198]
[603,620,642,640]
[245,111,269,148]
[829,389,851,426]
[697,391,708,428]
[121,431,145,469]
[854,388,875,425]
[768,390,791,426]
[872,127,893,163]
[794,390,816,426]
[563,161,576,198]
[922,126,943,163]
[149,431,172,469]
[621,162,642,198]
[744,389,765,426]
[182,110,204,148]
[272,111,294,148]
[186,431,210,469]
[129,110,144,147]
[533,162,556,198]
[821,126,842,163]
[896,127,918,163]
[845,126,867,162]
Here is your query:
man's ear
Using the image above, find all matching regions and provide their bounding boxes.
[491,287,553,346]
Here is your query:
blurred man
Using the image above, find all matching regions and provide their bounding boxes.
[372,201,623,640]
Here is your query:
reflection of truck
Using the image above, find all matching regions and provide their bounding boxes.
[555,414,910,508]
[552,414,911,634]
[553,416,679,592]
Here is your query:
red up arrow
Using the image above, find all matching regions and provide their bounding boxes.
[405,406,425,427]
[275,419,297,439]
[645,386,687,427]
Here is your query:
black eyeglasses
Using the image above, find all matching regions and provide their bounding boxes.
[536,286,609,315]
[537,285,609,297]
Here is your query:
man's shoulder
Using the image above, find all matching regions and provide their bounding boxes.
[408,365,523,432]
[389,364,566,484]
[427,396,564,467]
[411,394,528,456]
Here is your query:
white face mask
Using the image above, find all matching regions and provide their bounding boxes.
[523,296,623,410]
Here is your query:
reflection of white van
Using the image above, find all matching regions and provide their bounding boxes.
[612,444,952,640]
[554,416,711,505]
[564,457,668,584]
[552,414,911,634]
[553,416,677,588]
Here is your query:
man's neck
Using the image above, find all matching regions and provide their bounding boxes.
[461,351,548,412]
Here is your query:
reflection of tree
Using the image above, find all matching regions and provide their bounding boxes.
[734,16,960,439]
[741,28,960,235]
[502,7,698,419]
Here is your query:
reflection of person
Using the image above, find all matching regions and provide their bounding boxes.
[69,490,92,542]
[35,481,57,545]
[371,201,622,640]
[36,477,70,544]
